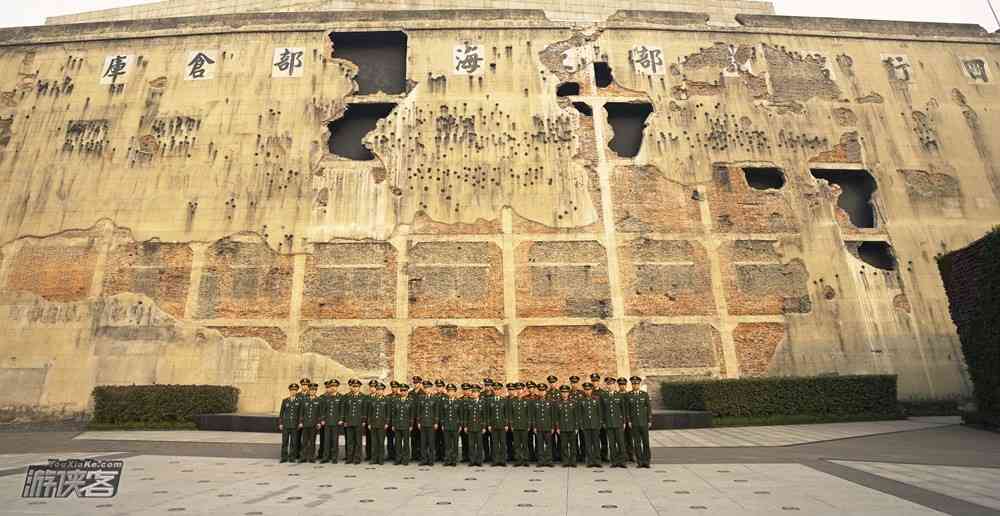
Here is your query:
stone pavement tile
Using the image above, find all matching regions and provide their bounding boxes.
[832,461,1000,511]
[74,431,281,444]
[0,452,119,472]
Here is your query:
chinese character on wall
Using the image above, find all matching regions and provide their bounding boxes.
[100,55,133,85]
[630,45,664,75]
[272,47,304,78]
[186,51,217,81]
[454,43,484,75]
[881,55,912,82]
[962,58,990,83]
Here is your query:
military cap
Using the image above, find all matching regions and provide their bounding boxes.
[401,383,410,389]
[516,382,526,389]
[446,383,458,391]
[506,382,515,389]
[547,375,558,383]
[411,375,422,383]
[559,385,571,392]
[483,378,494,386]
[526,380,536,388]
[422,380,433,387]
[461,383,471,390]
[435,379,446,387]
[630,376,642,383]
[617,377,628,385]
[324,379,334,387]
[537,384,548,391]
[390,380,399,388]
[569,375,581,384]
[604,377,616,385]
[377,383,386,390]
[309,383,319,389]
[288,383,300,390]
[348,378,361,386]
[368,379,379,387]
[471,384,482,391]
[590,373,601,381]
[331,379,341,386]
[582,382,594,390]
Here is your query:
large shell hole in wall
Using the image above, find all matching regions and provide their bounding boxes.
[329,31,408,95]
[848,241,897,271]
[605,102,653,158]
[594,62,614,88]
[744,167,786,190]
[572,102,593,116]
[810,168,878,228]
[557,82,581,97]
[328,103,397,160]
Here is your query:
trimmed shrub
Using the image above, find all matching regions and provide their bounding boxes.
[661,375,900,418]
[937,227,1000,429]
[92,385,239,425]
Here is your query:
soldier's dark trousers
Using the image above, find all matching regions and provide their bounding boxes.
[577,432,586,462]
[344,426,363,464]
[624,427,635,462]
[490,429,507,465]
[411,428,422,461]
[318,429,326,459]
[370,427,386,464]
[436,428,445,460]
[483,430,493,462]
[528,430,537,462]
[281,429,299,462]
[420,426,436,465]
[552,431,561,462]
[536,430,554,466]
[607,427,626,465]
[512,429,529,466]
[631,425,651,466]
[583,429,601,466]
[559,430,577,466]
[506,429,515,462]
[468,430,484,465]
[386,427,396,461]
[444,430,460,465]
[365,426,372,460]
[322,424,341,463]
[460,431,469,462]
[395,429,412,465]
[599,428,609,462]
[300,427,317,462]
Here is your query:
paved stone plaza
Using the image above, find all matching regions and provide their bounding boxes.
[0,418,998,515]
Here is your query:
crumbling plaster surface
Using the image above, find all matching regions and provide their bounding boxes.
[0,11,997,419]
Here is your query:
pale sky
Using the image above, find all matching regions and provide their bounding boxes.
[0,0,997,30]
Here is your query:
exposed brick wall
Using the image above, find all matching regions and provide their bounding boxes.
[210,325,287,351]
[408,241,503,319]
[195,239,293,319]
[620,238,714,316]
[734,322,786,376]
[721,240,810,316]
[103,242,192,319]
[302,242,396,319]
[708,164,798,233]
[300,326,394,376]
[6,243,98,302]
[612,165,701,233]
[516,241,612,318]
[518,325,616,382]
[628,323,722,370]
[409,326,506,383]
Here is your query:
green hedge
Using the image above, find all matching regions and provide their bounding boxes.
[938,227,1000,429]
[662,375,901,418]
[91,385,239,424]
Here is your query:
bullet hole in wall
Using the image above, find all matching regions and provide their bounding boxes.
[327,103,397,160]
[557,82,581,97]
[572,102,593,116]
[744,167,786,190]
[594,62,613,88]
[605,102,653,158]
[329,31,408,95]
[850,241,897,271]
[810,168,878,228]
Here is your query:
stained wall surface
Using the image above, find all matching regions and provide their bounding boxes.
[0,11,996,419]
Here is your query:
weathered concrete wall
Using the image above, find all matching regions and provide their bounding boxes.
[0,11,996,419]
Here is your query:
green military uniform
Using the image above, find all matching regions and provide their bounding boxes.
[319,380,342,463]
[462,388,487,466]
[509,386,532,467]
[626,377,652,467]
[486,387,509,466]
[408,378,425,461]
[578,385,603,467]
[390,384,416,465]
[545,377,562,463]
[433,381,447,460]
[531,386,557,466]
[554,386,579,467]
[299,389,322,462]
[439,385,462,466]
[569,376,586,458]
[367,385,390,464]
[416,382,439,466]
[364,380,378,461]
[342,380,367,464]
[278,385,302,462]
[595,377,612,462]
[602,385,627,467]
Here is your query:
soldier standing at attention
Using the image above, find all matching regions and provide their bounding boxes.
[342,379,367,464]
[596,374,613,462]
[569,375,585,459]
[299,384,321,463]
[602,378,627,468]
[459,383,472,463]
[487,381,509,467]
[578,382,603,468]
[532,383,556,467]
[505,383,516,463]
[617,377,635,463]
[296,378,310,454]
[480,379,495,462]
[509,383,532,467]
[386,381,399,462]
[416,380,439,466]
[555,385,579,467]
[319,379,342,463]
[627,376,652,468]
[364,379,378,461]
[439,384,462,466]
[367,383,390,464]
[278,383,302,463]
[463,385,487,467]
[408,376,425,463]
[390,383,415,465]
[545,376,561,463]
[525,381,538,462]
[433,380,447,461]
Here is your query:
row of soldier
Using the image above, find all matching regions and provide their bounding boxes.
[278,373,653,468]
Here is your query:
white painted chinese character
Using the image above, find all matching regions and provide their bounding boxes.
[272,48,304,78]
[186,51,218,81]
[100,55,134,85]
[630,45,664,75]
[454,43,484,75]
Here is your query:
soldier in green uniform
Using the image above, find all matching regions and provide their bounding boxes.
[278,383,302,463]
[408,376,425,462]
[525,381,538,462]
[595,374,612,462]
[319,379,342,463]
[342,379,367,464]
[299,384,322,463]
[386,380,399,462]
[554,385,578,467]
[569,375,585,459]
[433,379,447,461]
[367,383,390,464]
[617,377,635,463]
[295,378,310,453]
[505,383,516,463]
[602,378,627,468]
[627,376,652,468]
[459,383,471,463]
[578,382,603,468]
[390,382,415,465]
[463,385,487,467]
[480,379,495,462]
[532,383,556,467]
[416,380,439,466]
[509,383,531,467]
[364,379,378,461]
[487,381,509,466]
[545,375,561,462]
[439,384,462,466]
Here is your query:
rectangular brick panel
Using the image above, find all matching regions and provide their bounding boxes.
[734,322,786,376]
[409,326,505,383]
[518,325,616,383]
[628,323,723,371]
[103,242,193,319]
[408,241,503,319]
[620,238,715,316]
[300,326,394,378]
[6,244,98,302]
[516,241,611,318]
[195,239,293,319]
[708,164,798,233]
[302,242,396,319]
[611,164,701,233]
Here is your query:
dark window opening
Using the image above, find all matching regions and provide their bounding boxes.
[557,82,581,97]
[594,62,614,88]
[329,31,407,96]
[744,167,786,190]
[810,169,878,228]
[605,102,653,158]
[572,102,593,116]
[327,103,396,160]
[850,241,897,271]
